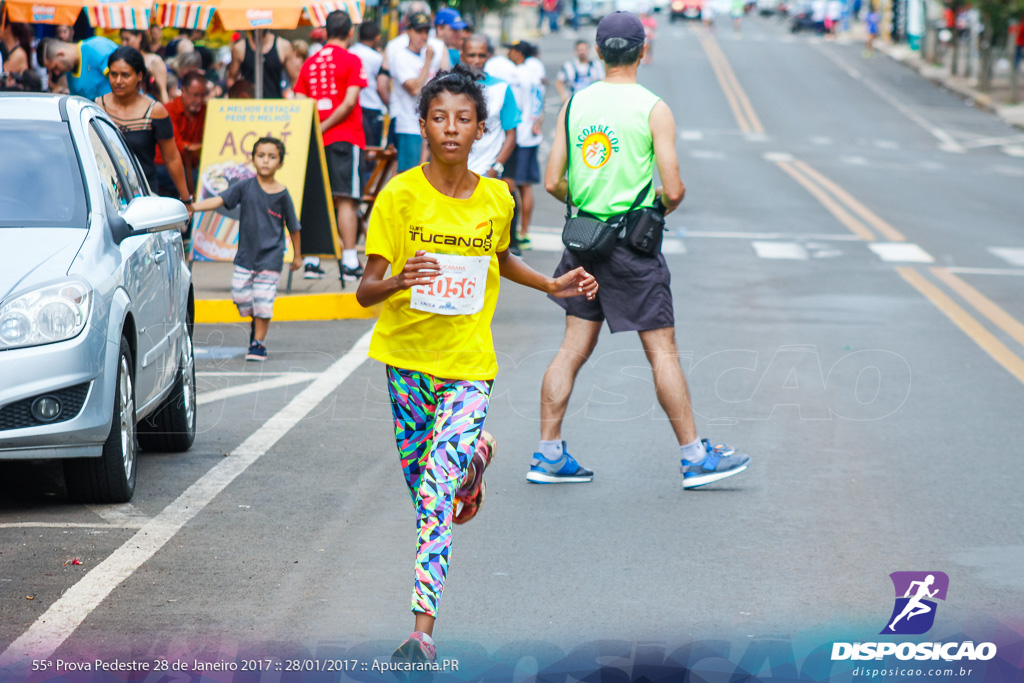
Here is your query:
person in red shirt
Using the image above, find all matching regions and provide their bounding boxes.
[155,70,207,197]
[294,10,368,281]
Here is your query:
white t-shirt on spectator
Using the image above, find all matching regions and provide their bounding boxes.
[389,44,442,135]
[351,42,385,111]
[514,57,546,148]
[484,55,517,86]
[385,34,448,72]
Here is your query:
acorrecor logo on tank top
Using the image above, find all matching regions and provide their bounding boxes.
[576,124,619,169]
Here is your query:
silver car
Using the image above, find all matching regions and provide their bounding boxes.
[0,94,196,503]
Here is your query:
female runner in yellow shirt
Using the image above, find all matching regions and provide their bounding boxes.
[356,64,598,665]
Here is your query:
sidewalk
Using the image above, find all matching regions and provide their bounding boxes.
[191,259,378,324]
[844,22,1024,131]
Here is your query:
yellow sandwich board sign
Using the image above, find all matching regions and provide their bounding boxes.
[190,99,339,263]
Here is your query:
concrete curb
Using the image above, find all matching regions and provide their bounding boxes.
[195,293,379,324]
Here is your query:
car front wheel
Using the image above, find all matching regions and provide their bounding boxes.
[65,336,137,503]
[138,330,197,453]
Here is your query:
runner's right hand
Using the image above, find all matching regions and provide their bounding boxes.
[396,250,441,289]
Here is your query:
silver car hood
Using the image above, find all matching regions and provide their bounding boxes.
[0,228,88,302]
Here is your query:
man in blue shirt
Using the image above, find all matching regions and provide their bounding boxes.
[37,36,118,100]
[434,8,467,66]
[463,34,519,178]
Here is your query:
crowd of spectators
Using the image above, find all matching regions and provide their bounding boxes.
[0,6,612,272]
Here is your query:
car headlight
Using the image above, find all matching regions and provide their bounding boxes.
[0,280,92,351]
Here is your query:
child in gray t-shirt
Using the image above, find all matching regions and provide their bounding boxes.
[192,137,302,361]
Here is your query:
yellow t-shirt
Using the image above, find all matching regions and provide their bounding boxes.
[365,166,514,381]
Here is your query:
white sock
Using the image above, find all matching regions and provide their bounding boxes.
[539,440,563,460]
[680,438,704,463]
[303,256,320,266]
[342,249,360,269]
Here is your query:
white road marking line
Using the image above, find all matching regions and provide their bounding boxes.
[681,230,863,241]
[840,156,870,165]
[957,135,1024,149]
[197,373,316,406]
[875,140,900,149]
[988,247,1024,267]
[763,151,794,163]
[1002,146,1024,158]
[0,328,374,666]
[0,522,145,530]
[945,267,1024,276]
[524,231,687,255]
[680,130,705,140]
[811,136,833,145]
[662,240,687,255]
[690,150,726,160]
[868,242,935,263]
[752,241,809,260]
[196,371,314,377]
[525,232,568,252]
[812,44,966,153]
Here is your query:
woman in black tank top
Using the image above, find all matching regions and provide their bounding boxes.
[241,33,285,98]
[98,46,193,206]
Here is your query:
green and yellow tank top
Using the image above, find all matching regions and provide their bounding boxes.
[566,81,661,222]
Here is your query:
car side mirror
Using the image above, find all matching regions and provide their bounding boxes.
[122,196,190,236]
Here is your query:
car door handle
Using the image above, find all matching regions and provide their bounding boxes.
[153,250,167,263]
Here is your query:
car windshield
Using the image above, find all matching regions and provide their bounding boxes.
[0,121,87,228]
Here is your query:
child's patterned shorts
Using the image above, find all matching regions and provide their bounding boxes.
[231,266,280,319]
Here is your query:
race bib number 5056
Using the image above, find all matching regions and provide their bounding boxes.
[410,253,490,316]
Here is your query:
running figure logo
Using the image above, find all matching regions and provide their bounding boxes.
[881,571,949,635]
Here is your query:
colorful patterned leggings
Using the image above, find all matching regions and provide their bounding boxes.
[386,365,492,617]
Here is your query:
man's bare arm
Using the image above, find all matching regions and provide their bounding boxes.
[650,100,685,213]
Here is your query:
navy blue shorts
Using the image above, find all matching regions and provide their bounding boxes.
[549,245,675,333]
[505,145,540,185]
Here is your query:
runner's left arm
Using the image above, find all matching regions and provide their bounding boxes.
[497,250,597,300]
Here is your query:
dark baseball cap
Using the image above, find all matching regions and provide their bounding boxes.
[503,40,534,57]
[407,12,431,30]
[596,11,646,47]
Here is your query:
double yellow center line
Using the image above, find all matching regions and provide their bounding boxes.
[690,30,1024,388]
[775,159,907,242]
[696,31,765,135]
[898,268,1024,385]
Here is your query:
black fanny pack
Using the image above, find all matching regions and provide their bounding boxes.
[561,96,661,260]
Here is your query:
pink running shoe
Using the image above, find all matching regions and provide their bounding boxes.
[391,631,436,665]
[454,431,496,525]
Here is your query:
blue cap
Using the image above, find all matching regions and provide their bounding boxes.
[435,7,468,29]
[596,11,646,47]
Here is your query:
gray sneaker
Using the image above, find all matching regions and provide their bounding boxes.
[526,442,594,484]
[681,439,750,489]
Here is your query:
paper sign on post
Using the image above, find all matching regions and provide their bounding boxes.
[410,253,490,316]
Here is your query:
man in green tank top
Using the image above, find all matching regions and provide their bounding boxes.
[526,11,752,490]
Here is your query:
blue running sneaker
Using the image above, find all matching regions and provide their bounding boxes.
[526,442,594,484]
[245,340,267,362]
[681,439,750,489]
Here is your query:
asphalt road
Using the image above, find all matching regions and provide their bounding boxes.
[3,15,1024,681]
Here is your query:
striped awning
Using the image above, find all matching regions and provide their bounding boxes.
[2,0,151,27]
[157,1,216,28]
[154,0,359,30]
[305,0,362,25]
